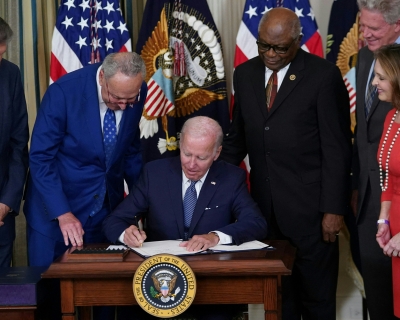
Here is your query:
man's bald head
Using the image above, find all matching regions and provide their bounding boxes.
[257,8,302,71]
[259,8,301,40]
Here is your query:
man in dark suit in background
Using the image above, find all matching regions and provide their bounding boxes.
[219,8,351,320]
[352,1,400,319]
[103,116,268,320]
[0,17,29,267]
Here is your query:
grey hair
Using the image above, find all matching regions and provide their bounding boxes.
[180,116,223,152]
[258,9,301,39]
[0,17,13,44]
[101,52,146,80]
[357,0,400,24]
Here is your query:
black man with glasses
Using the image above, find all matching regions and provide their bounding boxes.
[220,8,351,320]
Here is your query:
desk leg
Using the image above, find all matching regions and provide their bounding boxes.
[263,276,281,320]
[60,279,75,320]
[79,307,91,320]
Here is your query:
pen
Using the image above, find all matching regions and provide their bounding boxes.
[135,216,143,247]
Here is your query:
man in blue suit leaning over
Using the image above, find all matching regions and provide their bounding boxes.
[24,52,147,268]
[103,116,268,320]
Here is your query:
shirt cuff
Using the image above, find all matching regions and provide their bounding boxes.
[118,231,126,244]
[210,231,232,244]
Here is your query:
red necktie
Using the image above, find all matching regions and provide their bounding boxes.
[266,71,278,112]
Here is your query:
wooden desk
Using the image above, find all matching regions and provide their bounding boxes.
[0,306,36,320]
[42,240,295,320]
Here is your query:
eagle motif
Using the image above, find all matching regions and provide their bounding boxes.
[151,269,180,303]
[139,5,226,155]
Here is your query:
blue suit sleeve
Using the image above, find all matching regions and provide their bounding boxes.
[29,83,72,219]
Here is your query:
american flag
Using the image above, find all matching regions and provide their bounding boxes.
[50,0,132,83]
[234,0,323,70]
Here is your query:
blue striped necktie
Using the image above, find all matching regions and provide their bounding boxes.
[365,71,376,118]
[103,108,117,165]
[183,180,198,239]
[91,108,117,216]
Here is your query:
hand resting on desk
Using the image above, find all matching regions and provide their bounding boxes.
[179,233,219,252]
[58,212,85,246]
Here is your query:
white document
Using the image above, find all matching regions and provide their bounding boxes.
[108,240,270,258]
[126,240,205,257]
[210,240,270,252]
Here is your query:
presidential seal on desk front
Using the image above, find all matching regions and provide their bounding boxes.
[133,254,196,318]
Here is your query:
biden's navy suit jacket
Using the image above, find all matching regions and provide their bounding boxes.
[103,157,268,244]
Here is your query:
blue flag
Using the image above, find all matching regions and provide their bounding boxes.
[326,0,359,64]
[136,0,229,163]
[326,0,361,132]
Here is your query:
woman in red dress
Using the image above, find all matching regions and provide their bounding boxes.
[376,43,400,318]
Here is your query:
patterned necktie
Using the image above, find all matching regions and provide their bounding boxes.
[365,71,377,118]
[91,108,117,216]
[183,180,198,239]
[266,70,278,112]
[103,108,117,165]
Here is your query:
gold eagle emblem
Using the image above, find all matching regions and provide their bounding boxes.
[139,5,226,155]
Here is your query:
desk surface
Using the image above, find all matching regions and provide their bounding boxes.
[42,240,295,279]
[42,240,295,320]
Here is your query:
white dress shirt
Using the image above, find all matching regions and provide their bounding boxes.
[264,63,291,90]
[182,171,232,245]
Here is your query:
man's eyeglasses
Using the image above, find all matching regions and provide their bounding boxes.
[106,81,140,108]
[256,37,298,54]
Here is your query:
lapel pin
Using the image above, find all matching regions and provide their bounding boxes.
[211,181,216,185]
[290,74,296,81]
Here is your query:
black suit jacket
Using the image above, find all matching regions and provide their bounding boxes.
[220,49,352,237]
[353,47,393,219]
[103,157,268,244]
[0,59,28,213]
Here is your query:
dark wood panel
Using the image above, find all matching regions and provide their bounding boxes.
[43,241,295,279]
[0,307,36,320]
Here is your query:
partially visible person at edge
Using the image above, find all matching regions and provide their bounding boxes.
[219,7,351,320]
[351,1,400,319]
[24,52,147,320]
[374,43,400,319]
[0,17,29,267]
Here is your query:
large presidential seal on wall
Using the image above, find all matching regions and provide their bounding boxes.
[133,254,196,318]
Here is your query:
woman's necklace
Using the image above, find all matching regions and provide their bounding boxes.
[379,110,400,191]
